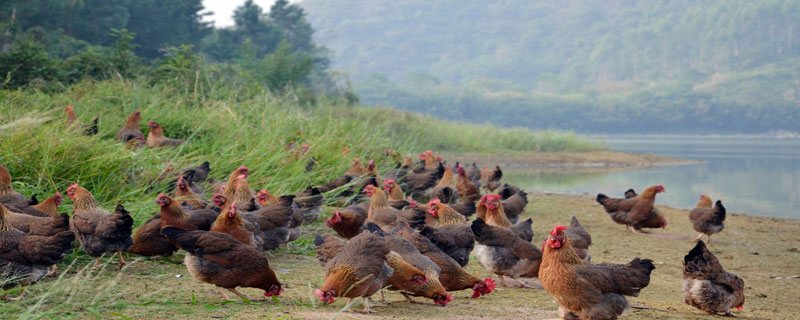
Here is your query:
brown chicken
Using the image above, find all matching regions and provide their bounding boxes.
[4,207,69,237]
[382,179,409,209]
[565,216,592,262]
[313,229,436,305]
[0,204,75,290]
[482,166,503,192]
[477,194,512,227]
[497,185,528,224]
[67,184,134,268]
[174,177,206,209]
[129,194,217,258]
[31,191,63,217]
[161,226,282,301]
[471,218,542,287]
[540,225,655,320]
[293,185,322,224]
[431,167,459,203]
[420,224,475,267]
[596,185,667,233]
[404,162,445,198]
[325,202,368,239]
[466,163,481,182]
[0,165,45,217]
[392,222,495,298]
[456,164,481,203]
[689,195,726,243]
[213,193,292,250]
[427,199,466,226]
[65,105,98,136]
[146,120,184,148]
[210,201,264,249]
[115,109,143,141]
[231,174,260,211]
[364,185,426,229]
[314,229,394,313]
[256,189,279,207]
[683,240,744,317]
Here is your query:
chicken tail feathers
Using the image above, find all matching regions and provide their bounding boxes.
[713,200,726,223]
[364,222,385,236]
[596,193,609,204]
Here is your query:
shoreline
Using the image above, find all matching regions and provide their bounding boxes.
[446,150,700,170]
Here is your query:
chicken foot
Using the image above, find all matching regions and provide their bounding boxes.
[216,287,236,302]
[511,277,536,289]
[401,293,424,304]
[227,288,255,302]
[116,250,128,269]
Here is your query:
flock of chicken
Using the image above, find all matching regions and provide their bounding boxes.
[0,106,744,320]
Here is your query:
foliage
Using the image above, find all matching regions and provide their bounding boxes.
[0,36,56,90]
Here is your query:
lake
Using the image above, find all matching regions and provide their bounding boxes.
[503,137,800,219]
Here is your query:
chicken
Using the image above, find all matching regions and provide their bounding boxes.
[383,179,409,209]
[314,229,393,313]
[497,188,528,224]
[4,208,69,237]
[364,185,426,229]
[213,194,292,250]
[125,136,146,150]
[419,224,475,267]
[64,105,98,136]
[403,162,445,198]
[421,150,437,169]
[31,191,63,217]
[392,222,495,298]
[466,163,481,182]
[174,177,206,209]
[683,240,744,317]
[689,195,726,243]
[0,204,75,289]
[294,186,323,224]
[256,189,279,207]
[540,225,656,320]
[456,164,481,203]
[313,229,434,305]
[345,158,367,176]
[115,109,143,142]
[596,185,666,233]
[146,120,184,148]
[160,226,283,301]
[431,167,459,203]
[427,199,466,226]
[0,165,45,217]
[129,194,211,258]
[230,174,260,211]
[449,201,476,219]
[624,189,637,199]
[324,202,368,239]
[368,223,452,306]
[565,216,592,262]
[67,184,134,268]
[477,194,512,227]
[181,161,212,185]
[210,201,264,249]
[471,218,542,287]
[483,166,503,192]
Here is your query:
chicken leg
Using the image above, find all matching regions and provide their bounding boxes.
[217,287,236,301]
[724,311,738,318]
[227,288,254,302]
[498,274,507,286]
[116,250,128,269]
[401,293,423,304]
[693,233,704,242]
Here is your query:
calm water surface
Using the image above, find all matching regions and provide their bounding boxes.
[504,137,800,219]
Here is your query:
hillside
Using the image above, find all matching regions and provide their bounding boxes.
[300,0,800,133]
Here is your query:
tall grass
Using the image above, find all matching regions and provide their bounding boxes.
[0,79,599,318]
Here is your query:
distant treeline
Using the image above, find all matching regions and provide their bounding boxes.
[302,0,800,133]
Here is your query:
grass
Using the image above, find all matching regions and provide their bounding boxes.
[0,78,602,318]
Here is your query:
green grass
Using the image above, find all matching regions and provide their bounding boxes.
[0,79,600,318]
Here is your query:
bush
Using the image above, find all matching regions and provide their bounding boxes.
[0,37,56,90]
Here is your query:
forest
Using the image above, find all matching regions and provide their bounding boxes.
[301,0,800,133]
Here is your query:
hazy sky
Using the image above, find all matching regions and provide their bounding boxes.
[202,0,300,27]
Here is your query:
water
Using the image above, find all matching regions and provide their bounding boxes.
[503,137,800,219]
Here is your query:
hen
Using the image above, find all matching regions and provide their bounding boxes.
[115,109,143,142]
[497,186,528,224]
[455,164,481,203]
[325,202,368,239]
[471,218,542,287]
[161,226,282,301]
[392,222,495,298]
[565,216,592,262]
[483,166,503,192]
[64,105,98,136]
[293,186,323,224]
[174,177,206,209]
[1,204,75,289]
[129,194,217,258]
[596,185,666,233]
[403,162,445,198]
[427,199,466,226]
[430,167,459,203]
[540,225,655,320]
[683,240,744,317]
[68,184,133,268]
[146,120,184,148]
[364,185,426,230]
[689,195,726,243]
[314,229,393,313]
[31,191,63,217]
[213,194,292,250]
[420,224,475,267]
[210,201,264,249]
[0,165,44,217]
[383,179,409,210]
[4,208,69,237]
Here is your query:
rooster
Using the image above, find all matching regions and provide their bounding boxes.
[596,185,666,233]
[67,184,133,268]
[689,195,726,243]
[145,120,184,148]
[683,240,744,317]
[540,225,655,320]
[115,109,143,142]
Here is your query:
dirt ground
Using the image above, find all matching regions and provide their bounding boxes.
[8,191,798,320]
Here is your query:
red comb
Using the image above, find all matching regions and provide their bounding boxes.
[550,225,567,236]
